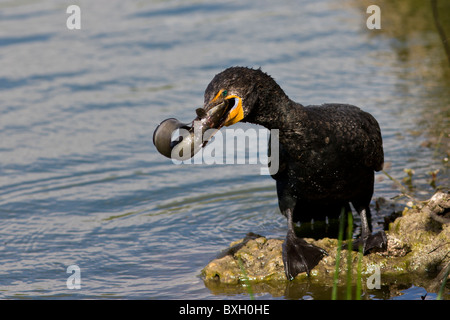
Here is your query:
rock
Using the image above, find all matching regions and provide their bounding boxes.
[422,190,450,224]
[202,233,285,284]
[201,190,450,296]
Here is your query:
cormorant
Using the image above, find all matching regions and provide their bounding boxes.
[154,66,387,280]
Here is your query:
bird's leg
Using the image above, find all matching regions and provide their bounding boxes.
[345,207,387,254]
[282,208,328,280]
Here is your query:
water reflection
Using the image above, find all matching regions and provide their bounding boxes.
[204,275,437,300]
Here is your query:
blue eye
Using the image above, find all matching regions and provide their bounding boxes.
[222,90,228,97]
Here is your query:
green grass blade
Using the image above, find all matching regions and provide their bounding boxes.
[437,262,450,300]
[356,243,364,300]
[237,257,254,300]
[346,212,353,300]
[332,208,346,300]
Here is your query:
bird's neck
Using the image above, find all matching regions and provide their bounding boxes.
[244,94,306,130]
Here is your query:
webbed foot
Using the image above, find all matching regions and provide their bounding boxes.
[282,230,328,280]
[343,231,387,254]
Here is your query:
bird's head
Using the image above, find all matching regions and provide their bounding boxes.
[201,66,264,129]
[153,67,284,160]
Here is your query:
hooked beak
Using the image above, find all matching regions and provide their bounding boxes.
[203,91,244,129]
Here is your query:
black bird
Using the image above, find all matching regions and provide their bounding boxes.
[154,66,387,280]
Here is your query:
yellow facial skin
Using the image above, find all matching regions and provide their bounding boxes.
[222,95,243,126]
[209,89,244,127]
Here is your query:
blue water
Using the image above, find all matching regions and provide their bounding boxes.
[0,0,448,299]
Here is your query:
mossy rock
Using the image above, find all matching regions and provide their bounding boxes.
[201,191,450,296]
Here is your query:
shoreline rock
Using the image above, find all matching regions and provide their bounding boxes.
[201,190,450,296]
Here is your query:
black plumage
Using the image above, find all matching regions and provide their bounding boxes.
[203,67,387,279]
